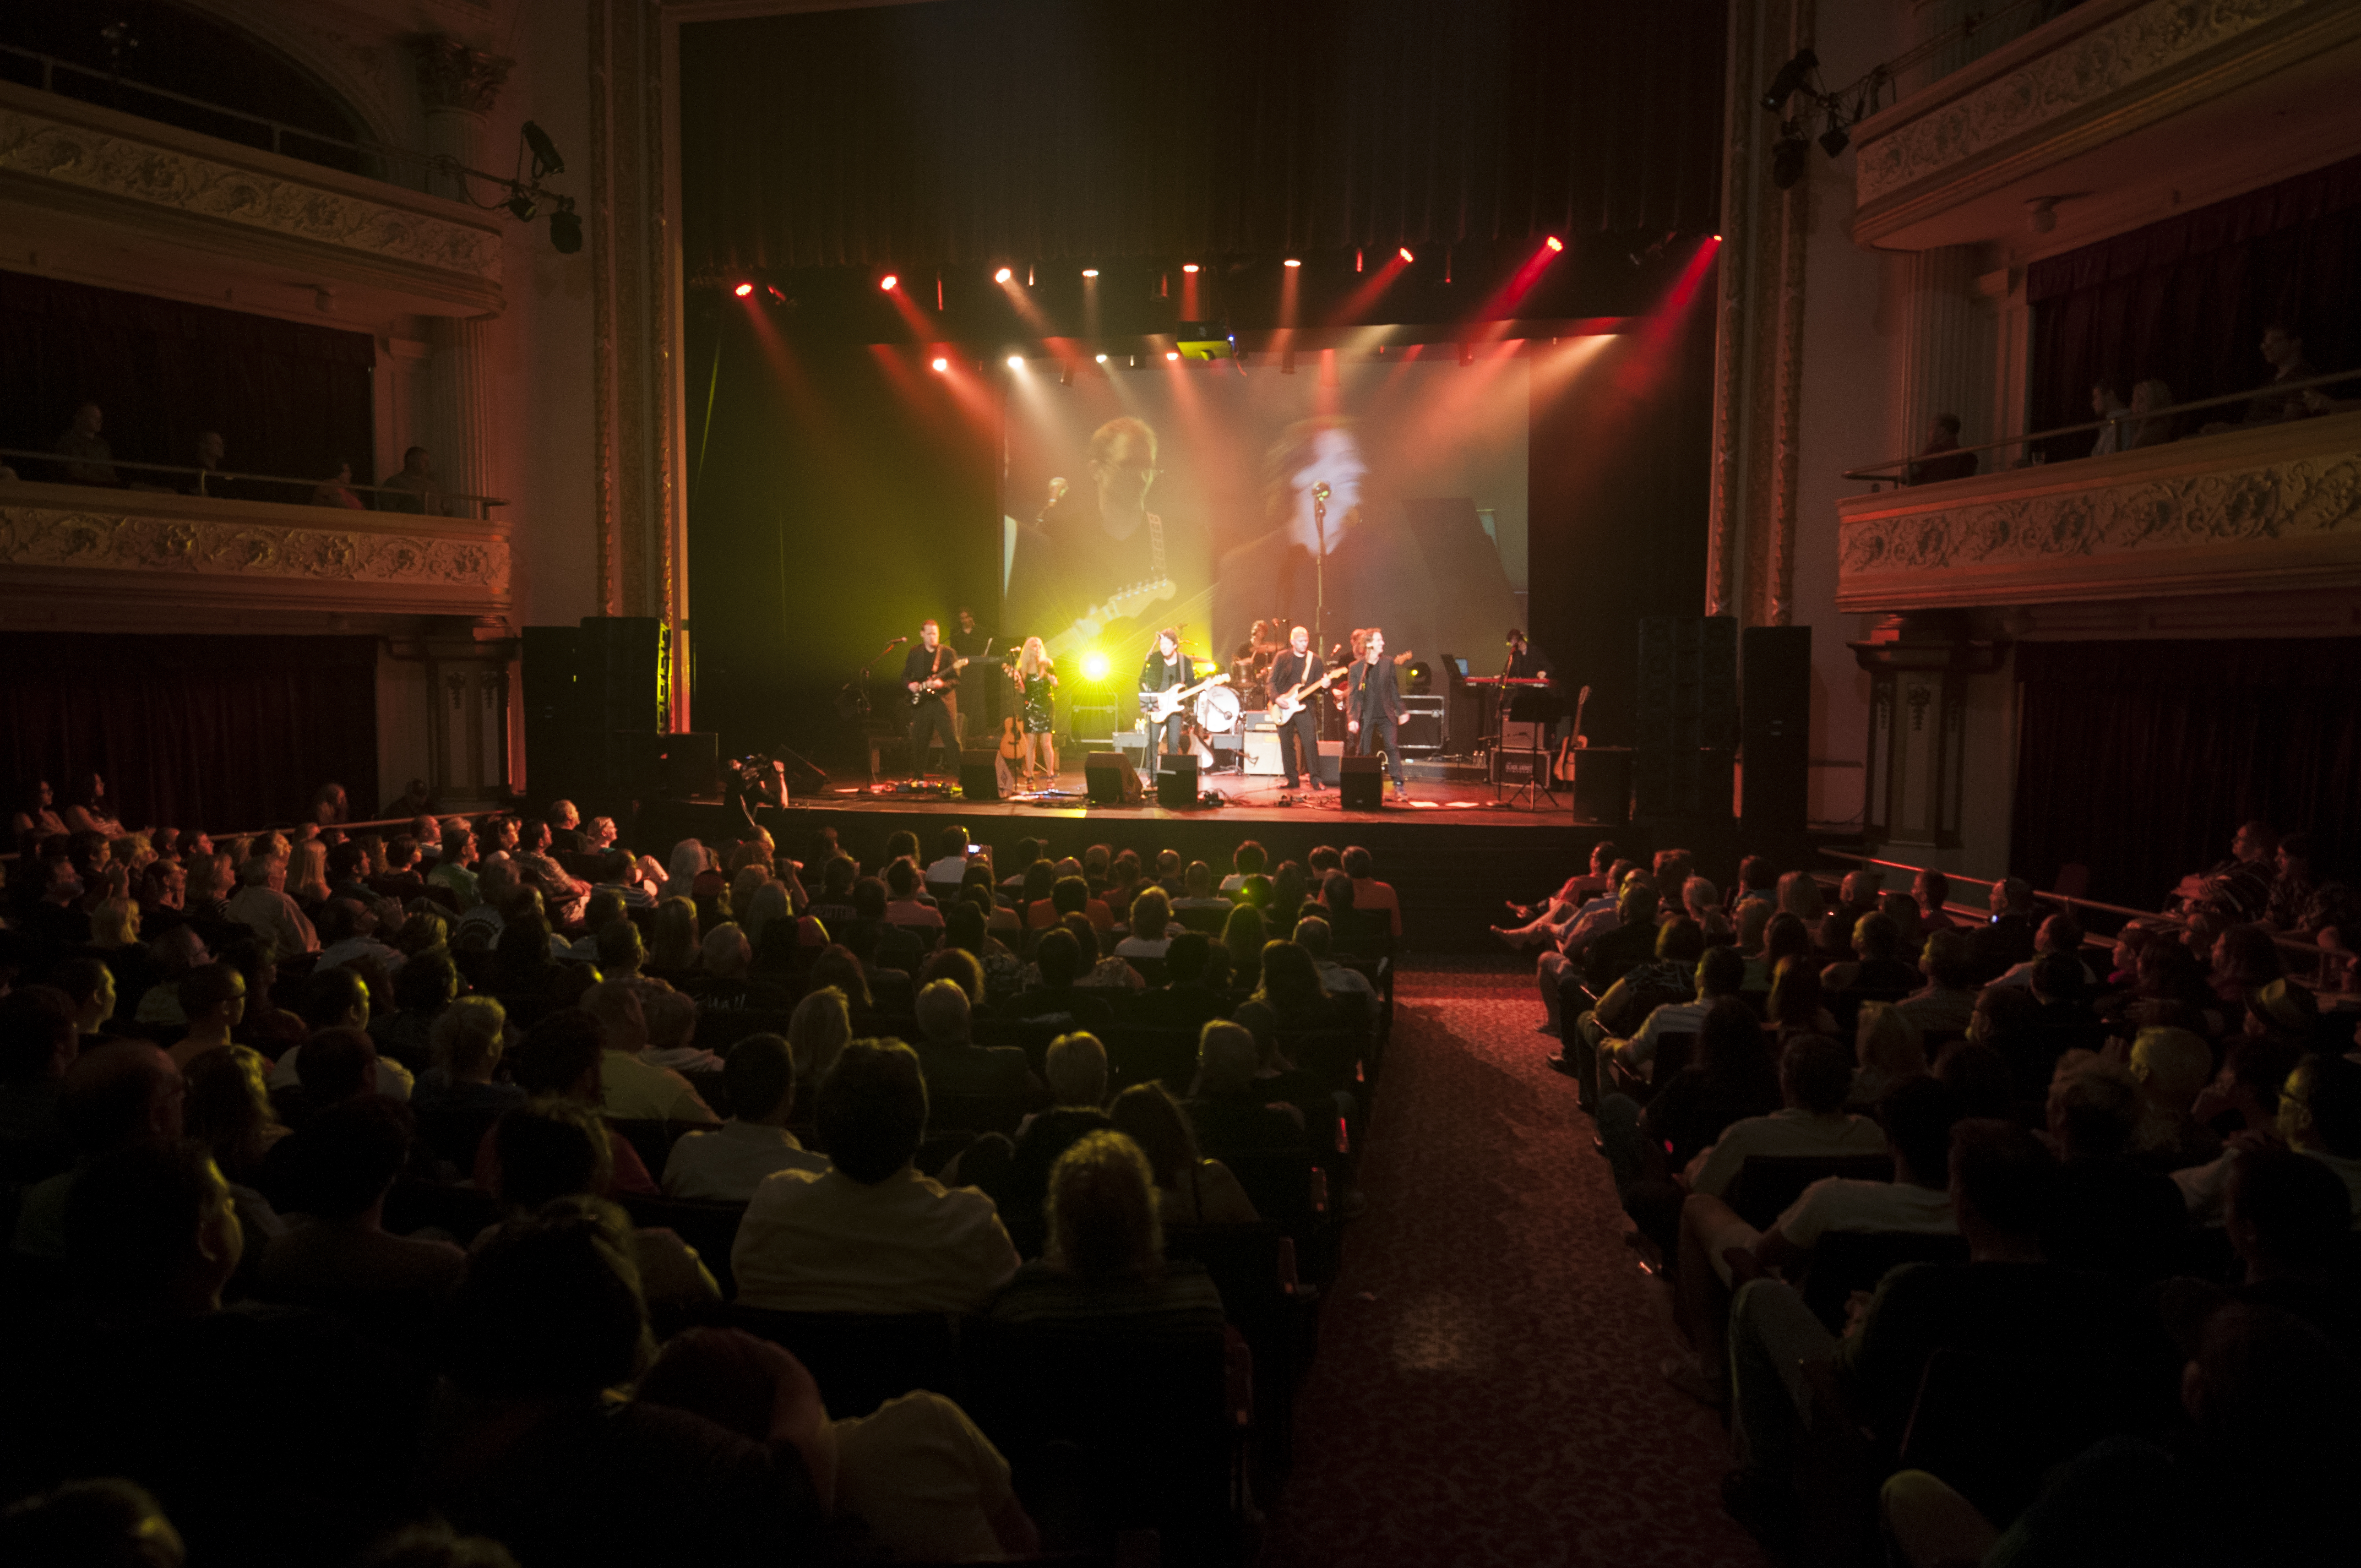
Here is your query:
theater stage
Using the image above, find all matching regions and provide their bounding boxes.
[645,758,1758,952]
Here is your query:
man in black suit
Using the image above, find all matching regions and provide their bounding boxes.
[902,619,962,778]
[1138,628,1194,760]
[1267,624,1324,792]
[1345,627,1407,799]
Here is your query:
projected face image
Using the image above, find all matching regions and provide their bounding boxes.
[1091,424,1158,521]
[1285,426,1368,556]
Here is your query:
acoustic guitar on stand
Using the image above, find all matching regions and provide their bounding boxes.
[1552,685,1593,783]
[1140,671,1231,724]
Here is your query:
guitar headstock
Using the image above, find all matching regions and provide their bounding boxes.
[1100,577,1177,622]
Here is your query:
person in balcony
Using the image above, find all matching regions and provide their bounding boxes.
[311,461,367,509]
[2087,383,2131,457]
[1908,413,1976,484]
[187,431,229,498]
[54,401,119,486]
[2125,378,2176,449]
[378,445,452,516]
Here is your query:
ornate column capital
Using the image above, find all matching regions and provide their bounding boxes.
[411,34,513,116]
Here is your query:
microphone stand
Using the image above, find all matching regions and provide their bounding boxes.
[1312,485,1328,664]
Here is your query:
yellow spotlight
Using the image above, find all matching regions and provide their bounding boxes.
[1082,651,1108,682]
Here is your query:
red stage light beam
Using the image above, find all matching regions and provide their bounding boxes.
[1329,246,1413,325]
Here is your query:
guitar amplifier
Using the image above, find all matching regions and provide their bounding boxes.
[1502,720,1547,752]
[1242,727,1285,776]
[1400,695,1446,754]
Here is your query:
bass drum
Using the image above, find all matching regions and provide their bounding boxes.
[1193,684,1241,734]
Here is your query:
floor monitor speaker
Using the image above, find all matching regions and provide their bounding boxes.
[1156,754,1200,809]
[1085,751,1142,804]
[959,750,1002,802]
[1339,753,1385,811]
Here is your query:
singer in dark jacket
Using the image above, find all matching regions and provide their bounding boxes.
[1345,627,1407,798]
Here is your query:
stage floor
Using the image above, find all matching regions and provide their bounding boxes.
[796,756,1598,830]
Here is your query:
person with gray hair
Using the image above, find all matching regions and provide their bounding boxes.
[684,923,791,1014]
[910,979,1032,1104]
[225,851,317,956]
[1182,1019,1303,1163]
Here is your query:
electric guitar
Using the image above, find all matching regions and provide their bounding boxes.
[1552,685,1594,782]
[1140,671,1231,723]
[906,651,971,706]
[1045,577,1178,660]
[1270,665,1347,722]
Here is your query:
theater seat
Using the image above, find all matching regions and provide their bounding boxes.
[728,1306,962,1420]
[1721,1154,1895,1231]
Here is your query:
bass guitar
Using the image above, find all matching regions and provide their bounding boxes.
[1269,666,1347,723]
[1140,671,1231,724]
[906,652,971,706]
[1552,685,1594,782]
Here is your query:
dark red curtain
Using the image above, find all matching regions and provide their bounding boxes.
[2026,154,2361,458]
[2010,639,2361,907]
[0,269,377,494]
[679,0,1727,270]
[0,633,380,834]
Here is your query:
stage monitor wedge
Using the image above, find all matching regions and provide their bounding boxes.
[1339,754,1385,811]
[1084,751,1143,804]
[959,750,1002,802]
[1156,754,1201,809]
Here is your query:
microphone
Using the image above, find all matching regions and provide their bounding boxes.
[1047,476,1068,501]
[888,635,909,644]
[1311,481,1331,502]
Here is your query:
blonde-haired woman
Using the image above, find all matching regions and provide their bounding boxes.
[1012,636,1060,789]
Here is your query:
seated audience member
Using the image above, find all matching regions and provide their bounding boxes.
[1684,1032,1888,1200]
[1720,1121,2132,1548]
[1847,1001,1927,1109]
[1537,878,1662,1037]
[1048,911,1144,991]
[1004,929,1117,1034]
[594,915,647,982]
[2261,830,2360,940]
[1247,937,1366,1036]
[460,1011,650,1198]
[268,971,415,1102]
[1989,910,2095,990]
[883,859,943,928]
[0,1477,189,1566]
[1765,954,1837,1043]
[1341,845,1401,937]
[367,836,429,905]
[1108,1081,1259,1226]
[922,825,975,892]
[1293,914,1375,1007]
[257,1096,464,1307]
[943,901,1024,1000]
[427,825,479,908]
[1596,944,1749,1091]
[1910,868,1959,934]
[0,987,80,1183]
[1221,903,1270,990]
[2172,819,2278,922]
[634,1327,1036,1564]
[1127,932,1229,1035]
[2205,321,2317,429]
[411,995,522,1112]
[2086,380,2131,456]
[491,1098,716,1308]
[1820,910,1922,997]
[1217,840,1266,895]
[644,895,704,978]
[49,956,126,1051]
[637,984,723,1077]
[663,1033,828,1202]
[2206,1148,2361,1349]
[733,1041,1020,1313]
[684,923,791,1014]
[52,400,119,485]
[2043,1055,2190,1280]
[911,979,1031,1104]
[227,852,318,955]
[1667,1076,1961,1402]
[10,1139,431,1568]
[369,949,458,1076]
[1116,885,1176,959]
[165,964,247,1072]
[1183,1019,1303,1159]
[12,1042,186,1258]
[2119,375,2177,449]
[1553,914,1703,1078]
[581,981,717,1125]
[2175,1052,2361,1224]
[1170,861,1230,912]
[1494,843,1623,946]
[427,1202,826,1565]
[992,1130,1226,1335]
[1895,928,1979,1035]
[2125,1026,2223,1173]
[1908,412,1976,483]
[994,1032,1114,1224]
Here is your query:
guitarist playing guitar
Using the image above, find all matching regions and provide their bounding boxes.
[1265,624,1328,791]
[901,619,966,780]
[1138,628,1209,759]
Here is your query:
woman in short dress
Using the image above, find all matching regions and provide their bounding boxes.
[1013,636,1059,787]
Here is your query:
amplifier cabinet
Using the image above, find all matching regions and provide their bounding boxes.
[1400,694,1446,754]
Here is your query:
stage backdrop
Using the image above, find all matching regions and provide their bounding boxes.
[1000,352,1537,685]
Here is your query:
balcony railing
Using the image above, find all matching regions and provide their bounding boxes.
[0,447,505,522]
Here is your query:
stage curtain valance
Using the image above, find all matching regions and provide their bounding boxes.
[2009,638,2361,908]
[678,0,1728,272]
[2025,153,2361,456]
[0,633,382,836]
[0,269,377,489]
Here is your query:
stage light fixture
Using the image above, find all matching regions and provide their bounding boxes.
[1082,652,1108,682]
[1397,247,1415,264]
[879,274,899,291]
[1546,236,1564,253]
[1165,350,1179,361]
[1095,353,1108,363]
[1283,258,1302,268]
[732,282,753,297]
[1182,263,1200,274]
[1082,268,1099,278]
[931,356,948,372]
[1007,353,1024,369]
[994,266,1013,284]
[1760,47,1818,112]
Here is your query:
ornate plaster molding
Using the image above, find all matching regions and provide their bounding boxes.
[0,499,509,600]
[411,34,514,115]
[1836,416,2361,609]
[0,97,501,284]
[1857,0,2311,206]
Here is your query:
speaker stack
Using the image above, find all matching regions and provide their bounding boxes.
[1633,616,1737,820]
[1740,625,1811,835]
[523,616,714,812]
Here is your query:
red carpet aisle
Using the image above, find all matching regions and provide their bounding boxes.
[1263,958,1766,1568]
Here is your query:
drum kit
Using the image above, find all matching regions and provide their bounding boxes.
[1135,618,1280,771]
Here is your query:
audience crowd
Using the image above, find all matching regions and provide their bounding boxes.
[1,792,1400,1565]
[1513,823,2360,1564]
